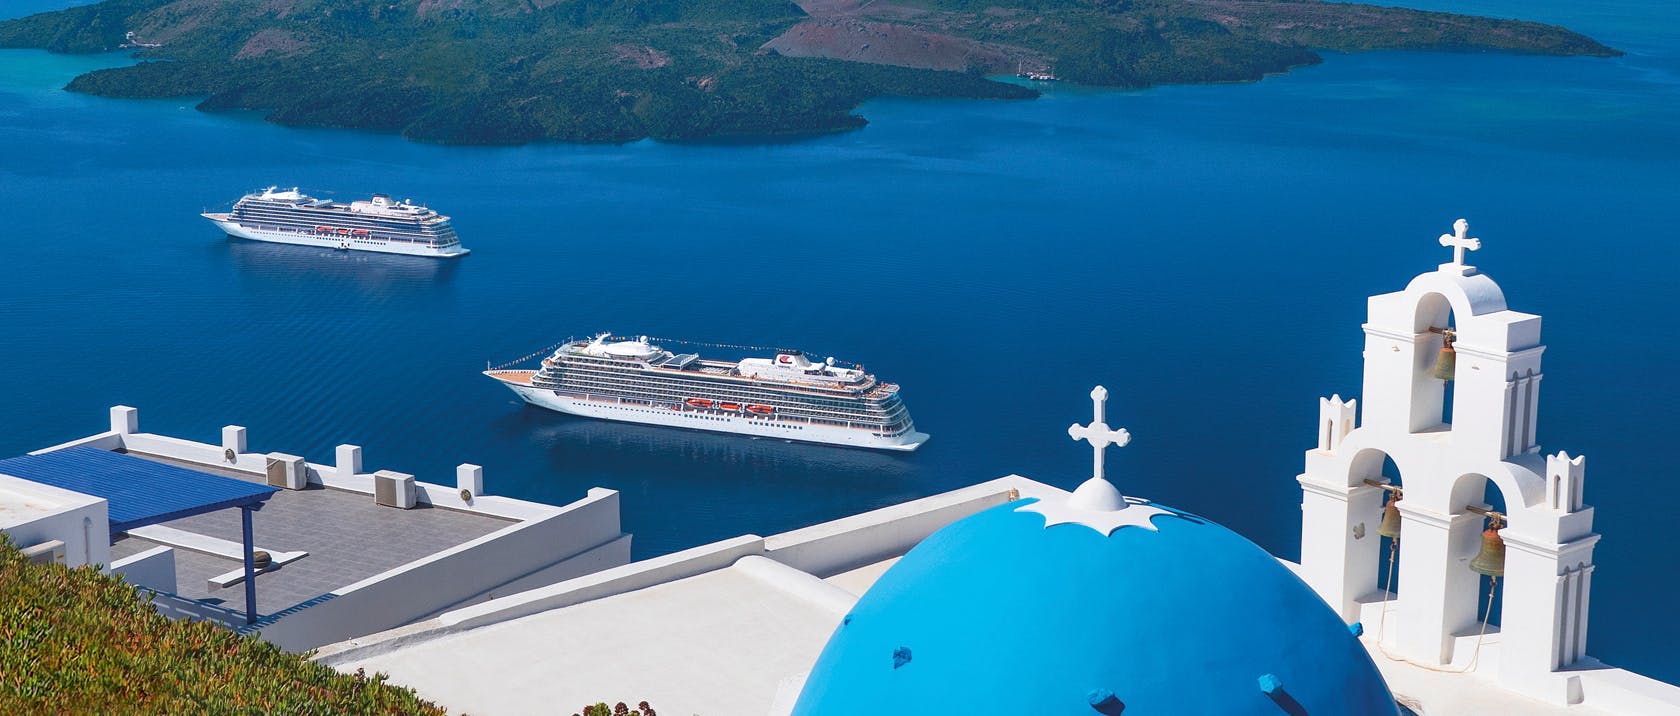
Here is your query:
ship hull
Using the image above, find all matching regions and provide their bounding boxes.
[492,376,928,452]
[202,214,469,258]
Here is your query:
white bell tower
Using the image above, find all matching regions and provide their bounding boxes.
[1296,220,1598,704]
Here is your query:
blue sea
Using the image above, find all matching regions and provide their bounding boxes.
[2,0,1676,682]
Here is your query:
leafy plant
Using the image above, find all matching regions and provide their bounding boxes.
[575,700,658,716]
[0,536,445,714]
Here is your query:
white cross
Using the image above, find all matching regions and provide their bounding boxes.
[1439,218,1481,266]
[1068,386,1131,481]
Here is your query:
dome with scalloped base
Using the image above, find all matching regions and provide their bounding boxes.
[790,492,1399,715]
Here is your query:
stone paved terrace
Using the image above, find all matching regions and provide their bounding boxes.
[108,451,514,620]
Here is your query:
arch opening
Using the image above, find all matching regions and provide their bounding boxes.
[1413,292,1456,431]
[1376,455,1404,596]
[1350,449,1405,599]
[1452,474,1510,630]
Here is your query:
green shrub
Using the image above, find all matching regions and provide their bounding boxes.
[576,702,658,716]
[0,536,446,714]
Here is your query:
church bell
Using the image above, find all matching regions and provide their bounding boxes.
[1469,519,1507,578]
[1431,337,1457,381]
[1378,492,1403,540]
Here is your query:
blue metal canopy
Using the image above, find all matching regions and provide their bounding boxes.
[0,447,278,532]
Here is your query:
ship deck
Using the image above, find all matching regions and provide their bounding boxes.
[486,369,536,386]
[502,358,897,401]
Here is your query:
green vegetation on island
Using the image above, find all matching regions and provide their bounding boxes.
[0,537,443,713]
[0,0,1619,144]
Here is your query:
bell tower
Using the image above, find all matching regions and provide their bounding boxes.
[1296,220,1599,704]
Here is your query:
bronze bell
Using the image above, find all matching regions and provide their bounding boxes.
[1378,494,1403,540]
[1431,339,1457,381]
[1469,522,1506,577]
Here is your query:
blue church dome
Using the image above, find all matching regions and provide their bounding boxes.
[791,489,1399,715]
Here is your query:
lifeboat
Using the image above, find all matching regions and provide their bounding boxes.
[685,398,714,409]
[719,403,742,412]
[351,229,370,236]
[335,228,351,235]
[315,225,332,233]
[745,404,774,415]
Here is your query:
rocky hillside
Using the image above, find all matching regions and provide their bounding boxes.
[0,0,1619,143]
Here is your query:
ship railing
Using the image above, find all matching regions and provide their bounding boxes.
[562,364,888,402]
[547,377,908,423]
[487,340,571,372]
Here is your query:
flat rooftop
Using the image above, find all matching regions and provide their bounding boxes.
[109,451,514,620]
[0,483,78,528]
[331,556,891,716]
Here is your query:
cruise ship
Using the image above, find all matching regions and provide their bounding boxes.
[201,187,468,257]
[486,334,928,451]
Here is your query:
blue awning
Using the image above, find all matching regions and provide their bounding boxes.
[0,447,278,532]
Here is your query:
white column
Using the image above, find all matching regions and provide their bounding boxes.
[222,425,248,455]
[1498,539,1567,693]
[335,444,363,479]
[1298,477,1385,622]
[1393,504,1483,664]
[1572,564,1593,663]
[1501,373,1527,457]
[1498,532,1598,699]
[457,464,485,497]
[110,405,138,435]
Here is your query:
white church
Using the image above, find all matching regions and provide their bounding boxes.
[6,220,1680,714]
[1297,219,1606,708]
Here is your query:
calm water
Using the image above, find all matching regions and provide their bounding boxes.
[2,0,1677,681]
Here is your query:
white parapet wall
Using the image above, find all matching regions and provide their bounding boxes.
[313,475,1056,666]
[109,545,176,592]
[23,407,636,652]
[762,475,1049,577]
[251,488,631,652]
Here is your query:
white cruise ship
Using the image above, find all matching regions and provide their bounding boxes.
[201,187,468,257]
[486,334,928,451]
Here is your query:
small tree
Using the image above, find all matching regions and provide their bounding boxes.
[575,701,657,716]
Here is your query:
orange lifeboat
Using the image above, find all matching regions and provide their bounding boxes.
[351,229,370,236]
[316,225,332,233]
[685,398,714,409]
[745,404,774,415]
[335,228,351,235]
[719,402,742,412]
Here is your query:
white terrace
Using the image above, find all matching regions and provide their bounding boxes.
[3,405,631,652]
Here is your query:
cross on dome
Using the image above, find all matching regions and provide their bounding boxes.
[1439,218,1481,267]
[1068,386,1130,482]
[1018,386,1171,535]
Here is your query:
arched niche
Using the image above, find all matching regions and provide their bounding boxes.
[1410,291,1458,431]
[1413,291,1453,335]
[1348,447,1405,598]
[1448,468,1536,523]
[1448,473,1510,630]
